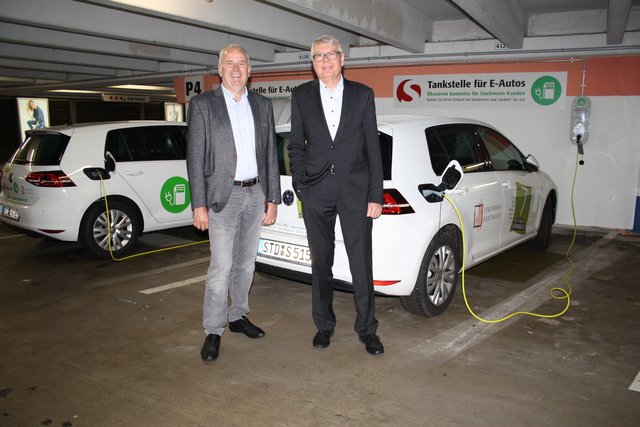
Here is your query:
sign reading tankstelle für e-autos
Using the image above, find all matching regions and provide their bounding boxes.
[394,72,567,109]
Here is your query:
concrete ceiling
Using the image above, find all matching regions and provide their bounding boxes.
[0,0,639,99]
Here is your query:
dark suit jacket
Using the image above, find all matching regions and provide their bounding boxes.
[288,78,383,211]
[186,86,281,213]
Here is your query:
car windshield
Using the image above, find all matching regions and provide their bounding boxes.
[11,132,71,166]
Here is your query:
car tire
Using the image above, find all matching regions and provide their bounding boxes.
[79,200,140,258]
[529,197,553,251]
[400,227,460,317]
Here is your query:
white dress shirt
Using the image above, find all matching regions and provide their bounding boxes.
[319,76,344,140]
[221,84,258,181]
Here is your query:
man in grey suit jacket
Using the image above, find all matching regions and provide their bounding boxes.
[187,44,281,362]
[288,35,385,355]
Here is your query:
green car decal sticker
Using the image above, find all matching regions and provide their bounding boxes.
[510,182,533,234]
[160,176,191,213]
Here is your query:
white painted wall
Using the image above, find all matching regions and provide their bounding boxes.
[375,96,640,229]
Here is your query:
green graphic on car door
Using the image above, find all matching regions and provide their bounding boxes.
[160,176,191,213]
[510,182,532,234]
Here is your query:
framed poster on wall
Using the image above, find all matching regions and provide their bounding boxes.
[16,98,50,140]
[164,102,184,122]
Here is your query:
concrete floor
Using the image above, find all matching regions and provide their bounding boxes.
[1,223,639,426]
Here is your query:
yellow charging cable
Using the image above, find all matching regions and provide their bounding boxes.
[99,175,209,261]
[445,150,579,323]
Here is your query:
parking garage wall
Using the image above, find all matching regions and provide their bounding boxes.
[233,55,640,230]
[0,98,165,164]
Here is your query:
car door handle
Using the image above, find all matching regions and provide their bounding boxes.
[124,170,144,176]
[501,181,512,188]
[450,187,468,194]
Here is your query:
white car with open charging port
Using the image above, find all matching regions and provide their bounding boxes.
[257,115,558,316]
[0,121,192,258]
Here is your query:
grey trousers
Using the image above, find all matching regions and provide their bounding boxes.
[203,185,264,336]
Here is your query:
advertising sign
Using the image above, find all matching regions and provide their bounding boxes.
[16,98,49,140]
[247,80,308,99]
[394,72,567,109]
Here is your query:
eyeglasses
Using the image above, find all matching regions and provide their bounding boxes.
[312,51,342,62]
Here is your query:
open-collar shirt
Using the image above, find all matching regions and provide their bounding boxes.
[319,75,344,141]
[221,83,258,181]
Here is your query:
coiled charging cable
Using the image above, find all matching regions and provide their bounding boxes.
[444,150,579,323]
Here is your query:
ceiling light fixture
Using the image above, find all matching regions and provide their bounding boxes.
[108,84,172,91]
[48,89,102,94]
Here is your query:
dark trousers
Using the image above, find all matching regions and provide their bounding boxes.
[301,175,378,336]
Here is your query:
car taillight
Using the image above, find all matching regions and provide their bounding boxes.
[373,280,401,286]
[25,171,76,187]
[382,189,415,215]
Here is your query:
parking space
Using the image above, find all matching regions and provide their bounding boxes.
[1,223,639,426]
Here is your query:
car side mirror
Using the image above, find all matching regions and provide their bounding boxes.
[524,154,540,172]
[419,160,464,202]
[104,151,116,173]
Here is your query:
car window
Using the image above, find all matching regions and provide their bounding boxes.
[275,131,392,180]
[275,132,293,176]
[426,124,488,175]
[170,126,188,159]
[10,132,70,166]
[105,126,182,162]
[475,126,526,171]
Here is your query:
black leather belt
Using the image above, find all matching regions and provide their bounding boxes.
[233,177,259,187]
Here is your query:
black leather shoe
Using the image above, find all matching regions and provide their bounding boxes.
[201,334,221,361]
[359,334,384,355]
[229,316,265,338]
[313,329,333,349]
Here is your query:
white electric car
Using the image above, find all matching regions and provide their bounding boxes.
[0,121,192,258]
[256,115,558,317]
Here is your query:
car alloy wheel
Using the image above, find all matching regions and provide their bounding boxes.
[80,200,140,258]
[400,227,460,317]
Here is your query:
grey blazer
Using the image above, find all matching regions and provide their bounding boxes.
[186,86,281,213]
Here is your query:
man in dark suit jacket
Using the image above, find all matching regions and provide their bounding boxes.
[187,44,281,362]
[288,35,385,355]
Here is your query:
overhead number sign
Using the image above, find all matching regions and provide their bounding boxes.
[184,75,203,102]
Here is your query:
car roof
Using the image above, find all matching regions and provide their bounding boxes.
[27,120,186,135]
[275,114,493,133]
[376,114,489,128]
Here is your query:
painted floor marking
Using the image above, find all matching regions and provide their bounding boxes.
[139,275,206,294]
[0,233,27,240]
[406,230,619,362]
[629,369,640,392]
[80,256,210,292]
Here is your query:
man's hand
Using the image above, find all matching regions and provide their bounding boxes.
[193,206,209,231]
[262,202,277,226]
[367,202,382,219]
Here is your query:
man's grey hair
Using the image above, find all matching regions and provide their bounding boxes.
[218,44,250,68]
[311,35,343,55]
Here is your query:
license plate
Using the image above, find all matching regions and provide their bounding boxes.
[258,238,311,266]
[1,204,20,221]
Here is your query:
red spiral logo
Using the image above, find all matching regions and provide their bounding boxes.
[396,79,421,102]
